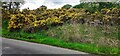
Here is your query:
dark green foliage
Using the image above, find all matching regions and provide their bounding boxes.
[40,5,47,10]
[62,4,72,9]
[73,2,120,13]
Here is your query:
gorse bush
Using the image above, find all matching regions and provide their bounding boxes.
[2,6,120,32]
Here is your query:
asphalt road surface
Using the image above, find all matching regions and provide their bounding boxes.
[1,37,89,55]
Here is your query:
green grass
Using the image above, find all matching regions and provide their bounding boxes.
[0,28,1,36]
[2,19,120,55]
[2,32,119,55]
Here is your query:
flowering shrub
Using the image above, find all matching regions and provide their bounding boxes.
[2,7,119,32]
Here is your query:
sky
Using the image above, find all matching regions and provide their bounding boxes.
[20,0,80,10]
[1,0,119,10]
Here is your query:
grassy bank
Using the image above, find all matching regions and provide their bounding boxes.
[2,19,119,55]
[0,28,1,36]
[45,23,119,48]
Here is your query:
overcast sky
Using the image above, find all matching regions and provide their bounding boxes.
[1,0,119,10]
[20,0,80,10]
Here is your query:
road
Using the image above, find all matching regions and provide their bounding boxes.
[1,37,89,55]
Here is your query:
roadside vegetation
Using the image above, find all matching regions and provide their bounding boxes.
[0,29,1,36]
[0,13,2,36]
[1,2,120,55]
[2,19,119,55]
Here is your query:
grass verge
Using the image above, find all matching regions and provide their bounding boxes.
[2,32,119,55]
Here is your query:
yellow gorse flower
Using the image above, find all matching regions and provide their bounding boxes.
[6,7,120,31]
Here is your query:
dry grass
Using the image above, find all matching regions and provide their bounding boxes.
[46,23,119,48]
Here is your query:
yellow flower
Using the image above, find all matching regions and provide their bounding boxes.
[34,23,37,26]
[11,15,16,19]
[13,26,17,28]
[118,16,120,18]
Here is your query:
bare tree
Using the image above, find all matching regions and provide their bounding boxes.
[1,0,24,10]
